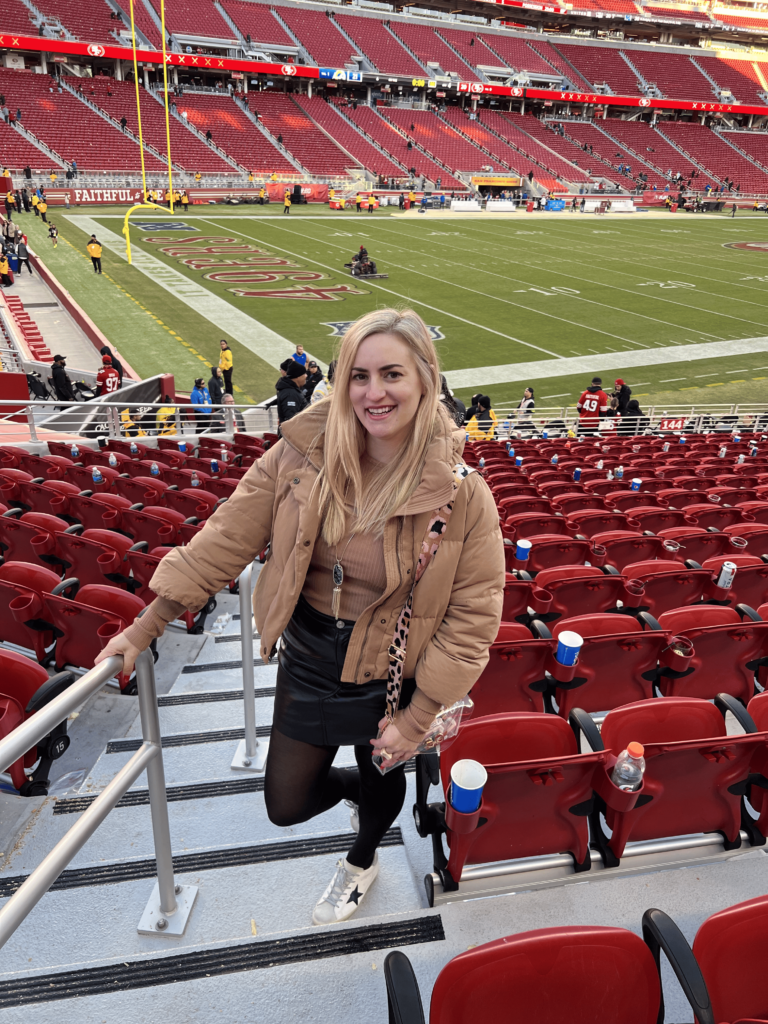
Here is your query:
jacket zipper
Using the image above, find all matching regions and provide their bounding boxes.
[354,516,404,680]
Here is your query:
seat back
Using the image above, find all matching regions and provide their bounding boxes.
[535,568,630,621]
[429,926,661,1024]
[592,532,668,572]
[56,530,133,588]
[66,492,132,531]
[566,511,634,538]
[439,713,608,874]
[623,507,688,533]
[0,561,59,661]
[507,536,592,575]
[550,614,666,716]
[600,697,763,858]
[504,513,572,540]
[0,648,52,788]
[119,506,186,547]
[685,504,745,530]
[693,896,768,1024]
[471,630,550,716]
[623,559,711,617]
[163,487,218,519]
[550,493,604,515]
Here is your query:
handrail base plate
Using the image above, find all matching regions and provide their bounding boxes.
[230,737,269,774]
[137,882,198,937]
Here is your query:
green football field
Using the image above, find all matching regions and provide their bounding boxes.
[24,204,768,410]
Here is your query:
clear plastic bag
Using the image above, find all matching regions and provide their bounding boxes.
[372,696,474,775]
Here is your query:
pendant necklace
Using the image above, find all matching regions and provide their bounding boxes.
[332,533,356,619]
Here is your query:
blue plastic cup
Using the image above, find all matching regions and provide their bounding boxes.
[507,445,514,457]
[630,478,642,492]
[573,467,582,481]
[556,630,583,667]
[679,436,686,445]
[515,455,523,467]
[516,539,532,561]
[450,759,487,813]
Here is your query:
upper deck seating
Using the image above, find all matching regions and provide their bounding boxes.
[555,43,642,95]
[626,50,717,101]
[294,96,404,178]
[479,34,559,76]
[34,0,122,45]
[335,14,424,76]
[528,40,594,89]
[436,28,507,73]
[696,56,766,105]
[255,92,353,175]
[146,0,237,40]
[389,22,478,79]
[175,93,295,174]
[0,0,38,35]
[221,0,295,48]
[277,7,356,68]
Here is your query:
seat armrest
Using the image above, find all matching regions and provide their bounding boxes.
[638,611,662,631]
[715,693,758,733]
[2,507,22,518]
[569,708,604,753]
[63,523,84,535]
[128,541,148,553]
[684,559,702,570]
[602,564,620,576]
[737,604,762,622]
[384,951,426,1024]
[51,576,80,599]
[129,503,144,510]
[529,618,552,640]
[642,908,715,1024]
[26,671,76,714]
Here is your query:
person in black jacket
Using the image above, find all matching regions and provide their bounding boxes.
[275,360,307,429]
[465,392,483,423]
[208,366,224,405]
[99,345,123,387]
[303,360,323,400]
[617,399,649,436]
[612,378,632,414]
[51,354,75,403]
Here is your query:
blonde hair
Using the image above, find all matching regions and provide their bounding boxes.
[314,308,442,545]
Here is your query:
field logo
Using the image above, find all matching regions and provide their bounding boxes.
[136,221,192,231]
[724,241,768,251]
[323,321,445,340]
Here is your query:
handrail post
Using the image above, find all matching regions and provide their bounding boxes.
[136,649,198,935]
[231,562,268,773]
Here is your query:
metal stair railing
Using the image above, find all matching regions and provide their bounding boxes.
[230,562,269,774]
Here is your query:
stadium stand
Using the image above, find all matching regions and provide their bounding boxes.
[334,13,425,76]
[276,7,357,68]
[389,22,479,79]
[528,39,595,89]
[0,69,164,172]
[657,119,768,190]
[436,28,506,74]
[170,93,296,174]
[293,95,406,179]
[712,10,768,30]
[441,106,545,179]
[0,119,57,172]
[345,104,464,188]
[696,55,767,106]
[383,107,505,175]
[723,129,768,174]
[598,118,715,183]
[476,34,554,76]
[252,92,354,174]
[116,0,162,47]
[554,43,643,95]
[220,0,296,48]
[641,3,712,21]
[491,111,593,184]
[584,0,640,12]
[556,120,667,188]
[145,0,237,40]
[0,0,38,36]
[67,77,233,173]
[624,50,716,101]
[33,0,124,46]
[521,119,625,183]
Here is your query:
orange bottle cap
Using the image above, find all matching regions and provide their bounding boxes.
[628,742,644,758]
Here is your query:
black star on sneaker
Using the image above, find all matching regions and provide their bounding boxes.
[347,886,362,905]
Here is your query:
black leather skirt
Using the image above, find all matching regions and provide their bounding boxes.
[273,595,416,746]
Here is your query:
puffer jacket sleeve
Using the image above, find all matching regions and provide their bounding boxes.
[148,441,282,612]
[414,475,504,709]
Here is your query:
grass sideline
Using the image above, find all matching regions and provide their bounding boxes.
[28,203,768,410]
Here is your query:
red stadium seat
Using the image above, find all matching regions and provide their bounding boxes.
[386,924,663,1024]
[111,475,170,506]
[736,501,768,525]
[0,467,34,507]
[0,562,66,662]
[16,453,74,480]
[724,522,768,556]
[63,464,121,493]
[498,496,552,517]
[623,559,712,618]
[658,488,707,508]
[620,506,689,533]
[702,554,768,611]
[501,576,552,624]
[0,510,69,572]
[504,513,573,540]
[56,527,137,590]
[595,697,765,862]
[533,565,639,622]
[505,535,593,575]
[125,546,172,603]
[470,625,550,715]
[656,605,768,703]
[550,612,667,716]
[566,510,638,538]
[550,492,604,515]
[657,527,733,565]
[19,480,80,519]
[685,503,747,531]
[66,492,132,532]
[118,506,187,548]
[591,531,671,571]
[0,649,75,796]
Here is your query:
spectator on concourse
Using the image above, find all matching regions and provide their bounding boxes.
[275,360,307,431]
[304,360,323,400]
[466,395,498,440]
[95,355,121,396]
[516,386,535,426]
[219,339,233,394]
[191,376,213,432]
[576,376,609,435]
[311,359,336,404]
[617,399,649,436]
[612,378,632,414]
[51,354,75,403]
[439,373,465,428]
[465,392,483,422]
[100,345,123,386]
[208,365,224,405]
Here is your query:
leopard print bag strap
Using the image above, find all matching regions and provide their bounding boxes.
[383,464,474,724]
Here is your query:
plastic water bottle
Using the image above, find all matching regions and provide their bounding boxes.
[108,453,118,468]
[737,453,745,465]
[615,465,624,479]
[210,458,219,475]
[130,442,138,455]
[190,471,201,488]
[751,446,758,457]
[91,466,104,485]
[479,457,485,469]
[70,444,79,459]
[150,462,160,477]
[596,459,604,470]
[551,454,558,465]
[607,469,614,481]
[610,743,645,791]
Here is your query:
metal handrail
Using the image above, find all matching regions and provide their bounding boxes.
[231,563,268,773]
[0,650,197,947]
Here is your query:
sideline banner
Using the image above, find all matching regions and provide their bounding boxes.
[265,183,329,203]
[42,185,331,205]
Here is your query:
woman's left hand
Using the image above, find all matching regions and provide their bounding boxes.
[370,718,419,766]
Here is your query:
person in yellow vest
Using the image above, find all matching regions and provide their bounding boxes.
[87,234,102,274]
[144,188,151,202]
[258,185,265,205]
[0,252,11,287]
[248,171,254,183]
[31,193,39,217]
[173,189,181,205]
[408,189,416,207]
[4,189,13,218]
[466,396,498,440]
[218,338,233,395]
[283,190,291,215]
[270,171,277,182]
[181,190,189,210]
[49,170,57,184]
[329,187,335,203]
[165,188,173,207]
[38,198,48,223]
[194,171,201,183]
[355,192,363,212]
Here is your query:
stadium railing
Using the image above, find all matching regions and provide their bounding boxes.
[0,650,198,948]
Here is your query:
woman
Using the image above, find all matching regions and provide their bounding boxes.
[96,308,503,926]
[219,339,233,395]
[208,365,224,406]
[515,386,535,428]
[439,374,465,428]
[466,395,498,440]
[310,359,336,404]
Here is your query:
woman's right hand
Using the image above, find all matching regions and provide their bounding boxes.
[94,631,142,678]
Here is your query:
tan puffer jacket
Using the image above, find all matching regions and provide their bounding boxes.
[147,402,504,718]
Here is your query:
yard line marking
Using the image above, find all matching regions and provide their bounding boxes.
[694,373,718,377]
[541,393,571,398]
[661,378,686,382]
[439,336,768,390]
[62,215,324,372]
[726,368,749,373]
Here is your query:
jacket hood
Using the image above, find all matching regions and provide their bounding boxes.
[275,377,301,393]
[587,385,603,393]
[280,401,465,515]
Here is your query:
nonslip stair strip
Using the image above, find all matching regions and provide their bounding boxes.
[158,687,276,707]
[54,762,417,814]
[0,829,404,898]
[0,915,444,1007]
[181,658,267,674]
[105,725,272,753]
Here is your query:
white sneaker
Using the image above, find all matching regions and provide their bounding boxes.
[344,799,359,833]
[312,854,379,925]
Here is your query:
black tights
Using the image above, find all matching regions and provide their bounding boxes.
[264,727,406,870]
